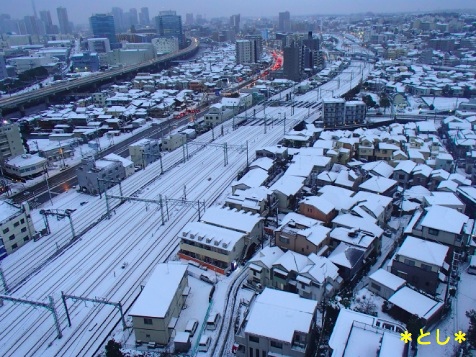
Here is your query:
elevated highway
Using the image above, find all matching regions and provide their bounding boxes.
[0,38,199,115]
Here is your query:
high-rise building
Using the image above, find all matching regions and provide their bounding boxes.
[90,14,118,49]
[278,11,291,32]
[185,13,194,26]
[129,9,138,28]
[0,54,8,80]
[230,14,240,34]
[23,15,43,36]
[39,10,55,34]
[235,37,262,65]
[139,7,150,26]
[0,123,24,160]
[156,11,184,49]
[57,7,70,34]
[302,31,320,70]
[283,40,302,81]
[111,7,124,32]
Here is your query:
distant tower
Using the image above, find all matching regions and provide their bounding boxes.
[230,14,240,34]
[31,0,38,19]
[278,11,291,32]
[57,6,70,34]
[156,11,184,49]
[90,14,118,49]
[139,7,150,26]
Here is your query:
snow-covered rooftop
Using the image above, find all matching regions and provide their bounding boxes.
[201,206,262,234]
[244,288,317,343]
[388,286,443,319]
[368,268,406,291]
[420,205,468,234]
[397,235,449,267]
[129,263,188,318]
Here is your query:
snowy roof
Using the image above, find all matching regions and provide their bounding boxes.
[424,192,464,207]
[332,214,383,237]
[129,263,188,318]
[329,309,376,357]
[359,176,397,194]
[0,201,22,224]
[318,185,355,210]
[249,157,274,171]
[6,154,47,167]
[244,288,317,343]
[388,287,443,319]
[269,174,305,196]
[179,221,245,251]
[103,153,133,167]
[330,227,377,249]
[300,196,335,215]
[368,269,406,291]
[278,212,321,230]
[251,246,285,269]
[328,242,365,269]
[361,160,394,178]
[420,205,468,234]
[233,168,268,189]
[394,160,417,174]
[397,236,449,267]
[201,206,262,234]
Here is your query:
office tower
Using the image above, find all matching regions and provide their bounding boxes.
[39,10,54,33]
[129,9,138,27]
[185,13,194,26]
[57,7,70,34]
[278,11,291,32]
[156,11,184,49]
[245,35,263,62]
[111,7,125,32]
[139,7,150,26]
[283,40,302,81]
[230,14,240,34]
[23,15,42,36]
[0,54,8,80]
[90,14,118,49]
[302,31,320,70]
[235,37,262,64]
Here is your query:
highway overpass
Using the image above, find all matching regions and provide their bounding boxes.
[0,38,200,115]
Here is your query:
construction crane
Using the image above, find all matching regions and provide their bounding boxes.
[39,209,76,240]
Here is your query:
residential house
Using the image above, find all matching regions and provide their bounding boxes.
[392,160,417,188]
[423,192,466,213]
[232,168,268,194]
[428,169,450,191]
[374,143,400,162]
[269,175,305,212]
[177,221,246,274]
[248,246,285,288]
[359,176,398,197]
[329,309,407,357]
[298,196,337,224]
[275,220,331,256]
[225,187,277,216]
[129,263,189,345]
[405,205,471,250]
[411,164,433,187]
[234,288,318,357]
[256,145,289,162]
[0,202,36,260]
[390,235,449,295]
[329,227,381,261]
[129,138,161,168]
[77,158,126,195]
[435,152,454,172]
[328,242,366,281]
[368,269,406,300]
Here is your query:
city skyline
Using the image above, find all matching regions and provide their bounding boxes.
[2,0,476,25]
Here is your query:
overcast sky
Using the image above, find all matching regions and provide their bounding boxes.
[5,0,476,24]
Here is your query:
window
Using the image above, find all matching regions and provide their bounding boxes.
[370,282,381,291]
[11,243,18,249]
[20,218,25,224]
[21,227,27,233]
[420,263,432,272]
[271,340,283,349]
[9,234,15,241]
[249,335,259,343]
[279,236,289,244]
[13,221,19,227]
[144,318,153,325]
[2,227,9,234]
[403,258,415,266]
[23,236,29,242]
[428,228,439,236]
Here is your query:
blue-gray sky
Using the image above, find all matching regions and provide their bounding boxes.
[6,0,476,24]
